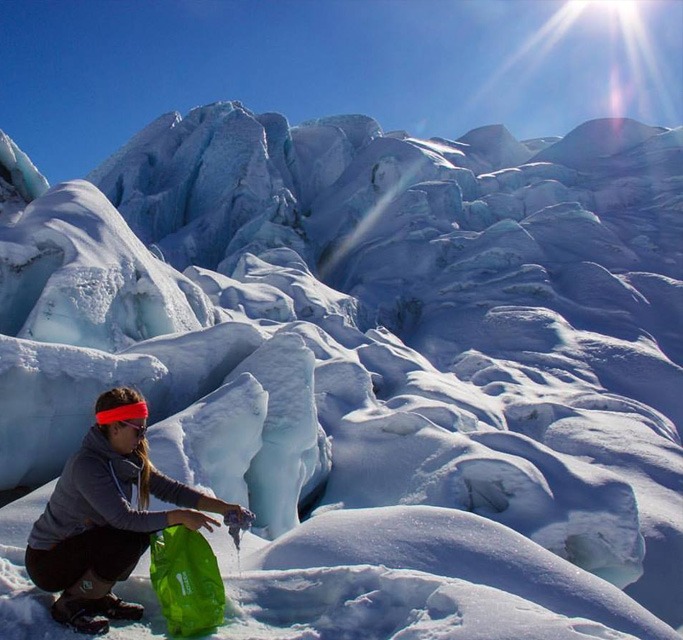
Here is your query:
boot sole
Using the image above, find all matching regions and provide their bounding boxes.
[105,607,144,621]
[52,605,110,635]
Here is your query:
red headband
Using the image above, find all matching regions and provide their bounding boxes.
[96,402,149,425]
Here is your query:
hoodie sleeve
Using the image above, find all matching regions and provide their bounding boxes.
[149,468,206,508]
[73,454,169,532]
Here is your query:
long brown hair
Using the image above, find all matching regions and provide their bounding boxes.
[95,387,153,509]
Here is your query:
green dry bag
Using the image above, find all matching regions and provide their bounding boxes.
[150,526,226,637]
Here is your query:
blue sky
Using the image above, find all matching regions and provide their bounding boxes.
[2,0,681,185]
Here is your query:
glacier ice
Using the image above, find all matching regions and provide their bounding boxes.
[1,180,214,352]
[0,334,167,489]
[147,372,268,507]
[224,331,329,538]
[0,129,49,203]
[1,105,682,634]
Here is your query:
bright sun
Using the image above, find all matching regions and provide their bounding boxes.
[569,0,641,24]
[465,0,675,126]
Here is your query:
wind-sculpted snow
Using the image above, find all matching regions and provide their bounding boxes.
[1,104,682,635]
[316,404,644,588]
[250,506,677,640]
[0,535,673,640]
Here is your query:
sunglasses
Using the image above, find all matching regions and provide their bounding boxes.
[119,420,148,438]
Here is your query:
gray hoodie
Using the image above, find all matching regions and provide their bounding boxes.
[28,427,205,550]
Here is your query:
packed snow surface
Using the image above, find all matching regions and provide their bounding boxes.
[0,104,681,638]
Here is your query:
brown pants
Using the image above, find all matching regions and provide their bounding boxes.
[25,526,150,592]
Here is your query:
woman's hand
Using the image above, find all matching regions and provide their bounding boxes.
[168,509,221,532]
[196,496,254,522]
[224,504,256,527]
[225,503,250,519]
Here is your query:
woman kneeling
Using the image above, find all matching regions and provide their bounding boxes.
[25,387,253,635]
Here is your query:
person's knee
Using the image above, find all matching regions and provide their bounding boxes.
[25,547,70,593]
[94,530,150,582]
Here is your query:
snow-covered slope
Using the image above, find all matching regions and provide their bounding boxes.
[531,117,667,170]
[0,105,681,638]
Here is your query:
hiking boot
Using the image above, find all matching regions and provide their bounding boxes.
[92,592,144,620]
[51,596,110,635]
[50,567,115,634]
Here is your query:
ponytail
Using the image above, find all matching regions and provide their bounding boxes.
[135,436,152,510]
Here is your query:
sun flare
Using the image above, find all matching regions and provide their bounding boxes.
[569,0,641,24]
[463,0,676,130]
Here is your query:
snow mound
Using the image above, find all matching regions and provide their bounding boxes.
[249,505,677,640]
[0,549,667,640]
[118,320,266,417]
[147,373,268,507]
[231,565,649,640]
[457,124,534,173]
[228,248,366,330]
[532,118,666,170]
